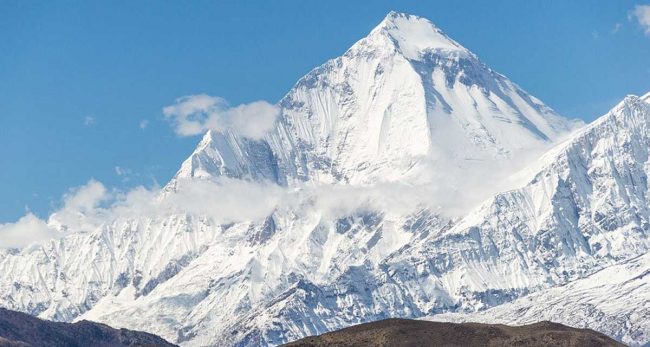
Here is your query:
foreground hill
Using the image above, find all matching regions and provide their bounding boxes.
[0,308,176,347]
[282,319,624,347]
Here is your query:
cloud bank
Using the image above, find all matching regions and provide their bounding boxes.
[163,94,279,139]
[0,137,546,249]
[0,176,447,249]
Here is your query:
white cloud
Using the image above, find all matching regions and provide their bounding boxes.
[0,180,113,248]
[48,179,111,232]
[631,5,650,36]
[162,179,283,223]
[84,116,96,126]
[139,119,149,129]
[62,179,108,211]
[163,94,279,139]
[0,213,57,248]
[612,23,622,34]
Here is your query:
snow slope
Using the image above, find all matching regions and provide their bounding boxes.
[428,252,650,346]
[0,11,648,347]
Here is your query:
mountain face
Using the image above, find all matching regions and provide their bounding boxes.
[0,307,176,347]
[0,11,648,347]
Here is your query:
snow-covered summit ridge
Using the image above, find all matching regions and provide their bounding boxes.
[370,11,470,60]
[577,93,650,137]
[512,92,650,185]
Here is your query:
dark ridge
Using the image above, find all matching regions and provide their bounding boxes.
[0,307,176,347]
[282,318,625,347]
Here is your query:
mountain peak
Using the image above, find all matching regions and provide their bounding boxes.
[371,11,468,59]
[172,11,578,187]
[382,11,426,24]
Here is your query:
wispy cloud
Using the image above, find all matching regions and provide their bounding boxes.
[139,119,149,130]
[630,4,650,36]
[163,94,279,139]
[612,22,623,34]
[114,166,131,176]
[84,116,96,126]
[114,166,137,182]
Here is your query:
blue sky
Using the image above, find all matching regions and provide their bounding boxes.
[1,1,650,222]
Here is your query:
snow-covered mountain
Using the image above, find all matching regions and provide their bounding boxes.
[173,11,579,191]
[1,11,648,347]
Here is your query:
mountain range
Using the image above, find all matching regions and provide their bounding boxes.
[1,11,648,347]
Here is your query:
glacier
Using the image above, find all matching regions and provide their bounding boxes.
[1,11,649,347]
